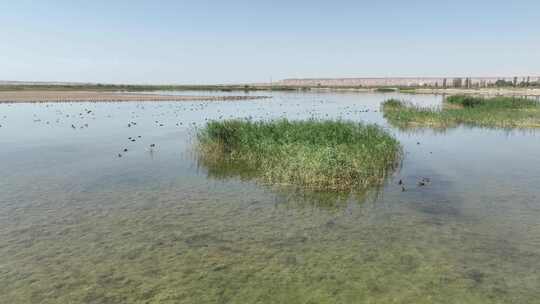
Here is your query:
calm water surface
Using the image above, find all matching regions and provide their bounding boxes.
[1,92,539,303]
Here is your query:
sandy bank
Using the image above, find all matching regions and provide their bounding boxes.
[306,87,540,96]
[411,88,540,97]
[0,91,269,103]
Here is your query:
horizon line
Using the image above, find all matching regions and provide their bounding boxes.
[2,75,540,86]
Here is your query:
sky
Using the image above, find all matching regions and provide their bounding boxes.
[0,0,539,84]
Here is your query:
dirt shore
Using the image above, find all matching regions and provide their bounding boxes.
[0,91,269,103]
[411,88,540,97]
[309,87,540,96]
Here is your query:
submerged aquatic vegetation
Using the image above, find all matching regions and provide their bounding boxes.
[197,119,401,191]
[382,95,540,129]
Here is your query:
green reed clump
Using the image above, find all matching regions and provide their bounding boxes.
[382,96,540,129]
[197,119,401,191]
[446,95,540,109]
[398,87,417,94]
[375,87,397,93]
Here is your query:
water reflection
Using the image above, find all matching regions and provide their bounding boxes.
[195,142,388,209]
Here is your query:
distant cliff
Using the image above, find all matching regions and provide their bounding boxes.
[276,76,540,88]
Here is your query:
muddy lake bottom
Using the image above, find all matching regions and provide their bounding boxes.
[1,91,540,303]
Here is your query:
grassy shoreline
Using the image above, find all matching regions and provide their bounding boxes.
[197,119,401,191]
[0,84,302,92]
[3,84,540,96]
[382,95,540,129]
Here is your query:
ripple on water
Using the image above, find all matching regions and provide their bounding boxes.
[1,92,540,303]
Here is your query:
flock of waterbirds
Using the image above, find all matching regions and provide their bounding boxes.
[0,101,259,159]
[0,97,433,193]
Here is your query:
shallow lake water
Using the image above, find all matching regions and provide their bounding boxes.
[1,92,540,303]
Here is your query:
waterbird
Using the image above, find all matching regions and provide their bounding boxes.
[417,177,431,186]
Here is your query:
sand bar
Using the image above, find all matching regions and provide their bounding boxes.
[411,88,540,96]
[0,91,269,103]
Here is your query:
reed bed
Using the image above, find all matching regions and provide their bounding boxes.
[197,119,401,191]
[382,95,540,129]
[375,87,397,93]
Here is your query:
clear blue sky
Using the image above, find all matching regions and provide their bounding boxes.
[1,0,539,84]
